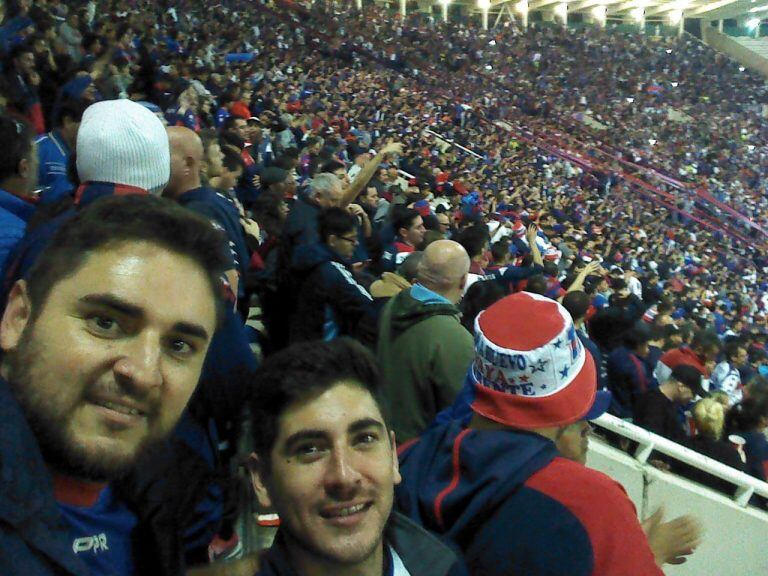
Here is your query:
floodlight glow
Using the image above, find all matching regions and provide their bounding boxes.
[554,2,568,20]
[516,0,529,13]
[489,39,497,45]
[630,7,645,21]
[668,9,682,24]
[626,97,635,103]
[592,4,607,23]
[749,4,768,12]
[747,17,761,28]
[671,81,678,87]
[648,139,657,146]
[739,66,746,71]
[478,0,491,8]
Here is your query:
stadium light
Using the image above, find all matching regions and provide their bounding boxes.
[668,9,682,24]
[592,4,607,25]
[749,4,768,11]
[478,0,491,8]
[630,7,645,21]
[747,17,761,28]
[516,0,529,14]
[554,2,568,22]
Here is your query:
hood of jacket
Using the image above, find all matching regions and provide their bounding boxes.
[394,420,557,548]
[387,286,460,340]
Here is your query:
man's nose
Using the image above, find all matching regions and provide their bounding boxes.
[113,333,163,392]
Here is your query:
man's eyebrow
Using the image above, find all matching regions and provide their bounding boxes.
[79,294,143,318]
[173,321,210,342]
[283,429,329,451]
[79,294,210,341]
[348,418,386,435]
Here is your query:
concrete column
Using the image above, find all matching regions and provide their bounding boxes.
[718,19,724,33]
[442,0,449,23]
[678,14,684,37]
[400,0,406,17]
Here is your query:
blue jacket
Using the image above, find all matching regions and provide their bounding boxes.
[0,375,190,576]
[395,421,662,576]
[0,188,35,276]
[289,242,374,342]
[36,130,75,205]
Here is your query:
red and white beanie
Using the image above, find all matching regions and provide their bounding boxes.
[470,292,608,429]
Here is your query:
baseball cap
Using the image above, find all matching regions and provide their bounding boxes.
[670,364,707,398]
[470,292,610,429]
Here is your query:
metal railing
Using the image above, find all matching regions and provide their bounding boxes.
[592,413,768,508]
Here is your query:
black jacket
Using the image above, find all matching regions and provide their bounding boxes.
[0,375,196,576]
[257,512,468,576]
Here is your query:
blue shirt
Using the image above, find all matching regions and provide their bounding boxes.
[36,131,74,204]
[57,485,138,576]
[0,188,35,275]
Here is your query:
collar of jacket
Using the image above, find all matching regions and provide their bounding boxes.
[74,181,148,206]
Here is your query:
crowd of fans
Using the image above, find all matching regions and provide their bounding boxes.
[0,0,766,573]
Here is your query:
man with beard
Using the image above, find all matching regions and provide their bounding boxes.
[0,195,226,575]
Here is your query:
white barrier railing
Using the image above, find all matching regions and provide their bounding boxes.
[592,413,768,507]
[424,129,484,159]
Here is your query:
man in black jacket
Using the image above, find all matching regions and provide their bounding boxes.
[289,207,374,343]
[248,338,467,576]
[0,196,226,576]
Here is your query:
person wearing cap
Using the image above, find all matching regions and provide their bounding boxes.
[654,330,721,385]
[395,292,700,575]
[634,364,707,449]
[3,99,171,296]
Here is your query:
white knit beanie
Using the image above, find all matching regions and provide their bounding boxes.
[76,100,170,194]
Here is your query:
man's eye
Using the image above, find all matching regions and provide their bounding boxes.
[295,444,325,459]
[168,339,195,356]
[355,433,379,446]
[88,316,120,334]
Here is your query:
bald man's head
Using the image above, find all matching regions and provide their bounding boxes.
[165,126,204,197]
[417,240,470,303]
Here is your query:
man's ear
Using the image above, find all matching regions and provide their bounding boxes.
[17,157,30,179]
[1,280,32,353]
[389,430,402,486]
[459,273,468,290]
[247,452,274,509]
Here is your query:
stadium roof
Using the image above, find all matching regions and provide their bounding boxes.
[482,0,764,21]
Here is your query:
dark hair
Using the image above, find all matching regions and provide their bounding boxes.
[320,159,346,174]
[725,396,768,435]
[461,281,505,332]
[222,115,246,133]
[624,323,650,350]
[221,146,244,173]
[490,239,510,262]
[456,224,489,259]
[562,290,590,322]
[691,330,721,354]
[397,251,423,283]
[723,340,745,362]
[53,98,89,127]
[0,115,33,182]
[525,275,547,295]
[250,338,386,462]
[319,207,357,243]
[392,208,421,237]
[26,196,229,325]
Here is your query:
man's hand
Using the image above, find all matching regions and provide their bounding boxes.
[347,203,367,219]
[241,217,261,240]
[525,223,539,245]
[642,506,703,566]
[29,70,41,87]
[380,142,403,156]
[252,174,261,189]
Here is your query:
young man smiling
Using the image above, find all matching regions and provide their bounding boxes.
[248,338,467,576]
[0,196,227,575]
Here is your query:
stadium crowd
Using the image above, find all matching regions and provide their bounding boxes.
[0,0,766,574]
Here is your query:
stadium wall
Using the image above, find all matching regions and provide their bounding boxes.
[587,437,768,576]
[702,26,768,78]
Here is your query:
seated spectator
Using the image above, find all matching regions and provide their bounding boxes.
[377,240,473,442]
[395,292,700,575]
[289,207,374,343]
[634,365,706,447]
[0,196,225,575]
[681,398,746,493]
[247,338,468,576]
